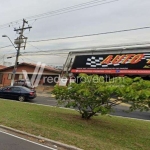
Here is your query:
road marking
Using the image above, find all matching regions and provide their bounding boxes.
[0,130,57,150]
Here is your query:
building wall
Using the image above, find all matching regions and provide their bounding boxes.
[2,73,10,86]
[0,65,60,87]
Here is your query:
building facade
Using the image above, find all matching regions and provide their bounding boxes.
[0,63,61,87]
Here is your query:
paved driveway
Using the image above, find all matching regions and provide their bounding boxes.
[0,131,56,150]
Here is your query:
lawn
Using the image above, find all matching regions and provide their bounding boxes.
[0,99,150,150]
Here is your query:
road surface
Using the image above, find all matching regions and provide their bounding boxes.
[0,131,56,150]
[32,96,150,120]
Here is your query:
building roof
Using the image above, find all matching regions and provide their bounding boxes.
[21,62,62,73]
[0,62,62,73]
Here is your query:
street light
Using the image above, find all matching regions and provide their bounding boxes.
[2,35,24,86]
[2,35,17,51]
[2,19,30,86]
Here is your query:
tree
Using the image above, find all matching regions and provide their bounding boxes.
[52,74,150,119]
[120,77,150,112]
[53,74,123,119]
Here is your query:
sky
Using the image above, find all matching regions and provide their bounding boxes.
[0,0,150,66]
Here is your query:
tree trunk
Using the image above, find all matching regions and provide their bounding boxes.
[82,112,96,119]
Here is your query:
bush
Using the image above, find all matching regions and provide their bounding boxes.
[52,74,150,119]
[53,74,122,119]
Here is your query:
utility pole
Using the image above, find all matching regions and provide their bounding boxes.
[11,19,32,86]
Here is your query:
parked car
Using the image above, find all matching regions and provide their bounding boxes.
[0,86,36,101]
[13,79,35,91]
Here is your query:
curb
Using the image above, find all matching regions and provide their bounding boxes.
[0,125,82,150]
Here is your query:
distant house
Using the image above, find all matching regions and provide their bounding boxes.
[0,62,61,87]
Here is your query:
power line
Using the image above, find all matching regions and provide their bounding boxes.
[3,40,150,56]
[27,0,119,21]
[27,43,42,51]
[25,0,107,20]
[0,45,13,50]
[1,41,150,66]
[0,0,118,30]
[3,26,150,55]
[20,56,38,63]
[27,43,69,56]
[28,26,150,43]
[4,41,150,57]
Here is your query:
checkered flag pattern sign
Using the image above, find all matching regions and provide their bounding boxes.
[144,54,150,60]
[86,56,103,67]
[86,54,150,68]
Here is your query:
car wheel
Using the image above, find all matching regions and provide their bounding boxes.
[18,96,25,102]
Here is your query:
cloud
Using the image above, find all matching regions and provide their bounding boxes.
[1,0,150,65]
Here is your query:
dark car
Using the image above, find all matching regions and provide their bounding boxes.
[13,79,35,91]
[0,86,36,102]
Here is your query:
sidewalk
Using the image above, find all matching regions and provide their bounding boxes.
[37,92,55,98]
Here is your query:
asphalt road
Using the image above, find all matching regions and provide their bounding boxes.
[0,131,56,150]
[31,96,57,106]
[31,96,150,120]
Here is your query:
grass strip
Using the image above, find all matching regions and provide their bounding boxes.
[0,99,150,150]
